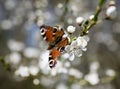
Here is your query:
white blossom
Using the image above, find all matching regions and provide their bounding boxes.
[85,72,99,85]
[71,83,81,89]
[106,69,116,77]
[67,25,76,33]
[1,20,13,30]
[7,39,25,52]
[69,52,75,61]
[9,52,21,65]
[39,51,50,75]
[106,6,117,19]
[33,78,40,85]
[5,0,16,10]
[15,66,30,77]
[57,3,63,8]
[23,47,40,58]
[29,66,39,76]
[40,77,55,87]
[65,36,89,61]
[58,67,68,74]
[90,61,99,72]
[64,61,71,67]
[89,15,95,20]
[74,48,82,57]
[76,36,87,48]
[71,40,78,49]
[69,68,83,79]
[108,1,116,6]
[83,35,90,42]
[76,16,84,25]
[56,83,68,89]
[61,53,69,59]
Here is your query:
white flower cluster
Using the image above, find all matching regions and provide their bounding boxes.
[15,65,39,77]
[65,35,89,61]
[85,61,100,85]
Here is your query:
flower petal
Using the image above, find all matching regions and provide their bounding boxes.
[71,40,78,49]
[77,37,87,48]
[69,52,75,61]
[83,36,90,42]
[74,48,82,57]
[82,47,87,51]
[65,45,71,52]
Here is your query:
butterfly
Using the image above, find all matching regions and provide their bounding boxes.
[40,25,69,68]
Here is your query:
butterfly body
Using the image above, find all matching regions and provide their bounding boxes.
[40,25,69,68]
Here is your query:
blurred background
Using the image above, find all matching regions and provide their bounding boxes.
[0,0,120,89]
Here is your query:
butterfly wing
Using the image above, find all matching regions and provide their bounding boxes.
[40,25,69,68]
[49,48,60,68]
[48,26,64,50]
[40,25,54,42]
[48,37,69,68]
[40,25,64,50]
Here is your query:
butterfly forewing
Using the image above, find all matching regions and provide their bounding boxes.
[48,26,64,50]
[40,25,54,42]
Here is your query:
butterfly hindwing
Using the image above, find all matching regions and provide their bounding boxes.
[49,48,60,68]
[48,37,69,68]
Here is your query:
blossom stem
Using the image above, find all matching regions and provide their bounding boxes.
[0,56,11,71]
[80,0,106,36]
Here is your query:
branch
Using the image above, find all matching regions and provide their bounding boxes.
[0,56,11,71]
[80,0,106,36]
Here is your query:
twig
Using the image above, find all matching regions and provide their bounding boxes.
[0,56,11,71]
[80,0,106,36]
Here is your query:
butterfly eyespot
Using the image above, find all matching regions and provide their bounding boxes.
[53,28,57,33]
[40,28,46,35]
[59,47,65,53]
[49,60,53,65]
[49,60,57,68]
[41,29,45,33]
[40,25,47,35]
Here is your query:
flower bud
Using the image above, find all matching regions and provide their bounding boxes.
[106,5,117,19]
[89,15,95,20]
[108,0,115,6]
[67,25,76,33]
[76,17,84,26]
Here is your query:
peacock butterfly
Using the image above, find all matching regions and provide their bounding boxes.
[40,25,69,68]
